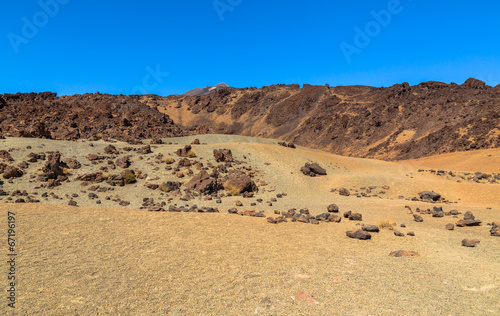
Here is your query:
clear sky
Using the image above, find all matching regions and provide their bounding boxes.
[1,0,499,96]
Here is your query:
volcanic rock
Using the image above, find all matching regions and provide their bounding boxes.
[185,170,218,194]
[213,149,233,162]
[65,158,81,169]
[362,225,379,232]
[327,204,339,212]
[389,250,420,257]
[224,170,258,195]
[3,166,22,179]
[413,214,424,222]
[346,230,372,240]
[348,213,362,221]
[456,219,482,227]
[419,191,441,201]
[461,239,480,247]
[0,150,14,162]
[176,145,192,157]
[490,225,500,236]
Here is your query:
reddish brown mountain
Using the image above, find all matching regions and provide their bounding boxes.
[1,78,499,160]
[0,92,184,143]
[138,78,499,160]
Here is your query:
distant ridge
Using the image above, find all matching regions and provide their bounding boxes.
[182,83,232,96]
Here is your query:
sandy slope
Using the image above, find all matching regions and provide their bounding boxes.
[0,135,499,315]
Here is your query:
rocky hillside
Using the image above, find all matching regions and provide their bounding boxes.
[144,78,500,160]
[0,92,185,143]
[1,78,499,160]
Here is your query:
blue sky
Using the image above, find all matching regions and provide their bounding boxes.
[1,0,499,95]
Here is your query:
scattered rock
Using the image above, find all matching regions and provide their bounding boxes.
[490,225,500,236]
[158,181,180,192]
[456,219,482,227]
[301,162,326,177]
[339,188,350,196]
[104,145,119,154]
[461,239,480,247]
[3,166,22,179]
[224,170,258,195]
[362,225,379,232]
[413,214,424,222]
[115,156,131,168]
[213,149,233,162]
[394,231,405,237]
[418,191,441,201]
[407,231,415,236]
[185,170,219,194]
[445,223,454,230]
[389,250,420,257]
[137,145,152,154]
[17,161,29,169]
[327,204,339,213]
[346,230,372,240]
[464,211,475,220]
[348,213,362,221]
[176,145,192,157]
[65,158,81,169]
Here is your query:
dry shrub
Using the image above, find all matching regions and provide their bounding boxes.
[62,168,72,175]
[225,182,240,196]
[378,217,396,230]
[186,149,197,158]
[164,156,175,164]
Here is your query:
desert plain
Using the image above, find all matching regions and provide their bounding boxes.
[0,134,499,315]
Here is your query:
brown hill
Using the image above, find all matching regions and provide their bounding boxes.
[145,78,500,160]
[1,78,499,160]
[0,92,185,143]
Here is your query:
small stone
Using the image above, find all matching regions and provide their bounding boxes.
[463,211,475,220]
[445,223,454,230]
[68,200,77,206]
[267,217,277,224]
[348,213,362,221]
[346,230,371,240]
[362,225,379,232]
[461,239,480,247]
[327,204,339,212]
[413,214,424,222]
[389,250,420,257]
[407,231,415,236]
[236,201,243,207]
[394,231,405,237]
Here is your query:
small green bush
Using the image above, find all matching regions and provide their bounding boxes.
[124,171,136,185]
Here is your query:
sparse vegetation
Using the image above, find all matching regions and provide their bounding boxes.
[62,168,72,175]
[225,182,240,196]
[164,156,175,164]
[186,149,197,158]
[124,171,136,184]
[378,217,396,230]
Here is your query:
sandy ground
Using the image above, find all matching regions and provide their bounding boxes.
[0,135,499,315]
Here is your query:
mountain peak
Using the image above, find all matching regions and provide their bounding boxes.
[182,83,233,96]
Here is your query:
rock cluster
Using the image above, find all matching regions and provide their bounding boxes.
[300,162,326,177]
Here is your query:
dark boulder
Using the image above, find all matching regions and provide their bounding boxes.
[346,230,372,240]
